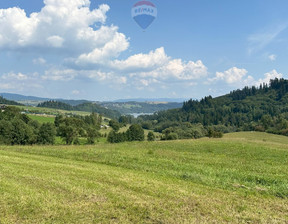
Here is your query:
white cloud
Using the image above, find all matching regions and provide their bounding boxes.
[2,72,28,81]
[163,59,208,80]
[33,57,46,65]
[0,0,208,93]
[208,67,285,91]
[257,69,283,85]
[209,67,248,84]
[42,69,77,81]
[0,0,115,54]
[268,54,277,61]
[76,31,129,65]
[0,72,42,91]
[111,47,169,72]
[111,48,207,81]
[47,35,65,47]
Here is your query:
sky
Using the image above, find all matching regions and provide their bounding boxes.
[0,0,288,101]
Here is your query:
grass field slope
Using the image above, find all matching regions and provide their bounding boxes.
[0,132,288,223]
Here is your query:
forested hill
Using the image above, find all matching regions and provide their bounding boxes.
[0,96,23,106]
[139,78,288,137]
[37,101,121,119]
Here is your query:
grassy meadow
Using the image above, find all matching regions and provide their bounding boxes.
[27,114,55,124]
[0,132,288,223]
[17,105,91,116]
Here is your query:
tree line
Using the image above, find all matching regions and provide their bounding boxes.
[0,107,102,145]
[136,78,288,138]
[37,101,121,119]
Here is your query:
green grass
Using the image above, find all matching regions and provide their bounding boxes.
[17,105,92,116]
[27,114,55,123]
[0,132,288,223]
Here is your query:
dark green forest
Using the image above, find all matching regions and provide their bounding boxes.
[136,78,288,139]
[2,78,288,144]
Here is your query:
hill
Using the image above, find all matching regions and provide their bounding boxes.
[139,78,288,137]
[0,93,183,114]
[0,93,50,102]
[0,93,90,106]
[113,98,187,103]
[0,132,287,223]
[100,101,183,114]
[0,96,23,106]
[37,100,121,119]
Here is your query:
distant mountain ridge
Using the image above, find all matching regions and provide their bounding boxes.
[0,93,187,104]
[0,93,51,102]
[0,93,89,106]
[0,93,185,114]
[0,96,23,106]
[113,98,188,103]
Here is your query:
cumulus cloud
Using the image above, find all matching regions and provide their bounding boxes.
[209,67,248,84]
[111,47,169,72]
[163,59,208,80]
[0,0,208,92]
[0,0,116,55]
[0,72,42,91]
[110,47,208,81]
[76,31,129,65]
[257,69,283,85]
[208,67,285,91]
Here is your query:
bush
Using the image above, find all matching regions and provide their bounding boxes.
[207,128,223,138]
[107,131,127,143]
[37,123,56,145]
[147,131,155,141]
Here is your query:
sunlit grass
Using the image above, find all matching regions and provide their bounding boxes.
[27,114,55,123]
[0,132,287,223]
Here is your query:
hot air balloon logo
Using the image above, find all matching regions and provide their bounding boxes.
[132,1,157,30]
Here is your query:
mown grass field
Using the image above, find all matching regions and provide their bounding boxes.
[17,105,91,116]
[0,132,288,223]
[27,114,55,124]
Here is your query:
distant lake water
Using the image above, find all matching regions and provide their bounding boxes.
[129,113,153,118]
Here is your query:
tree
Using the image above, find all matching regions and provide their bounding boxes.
[147,131,155,141]
[87,127,100,144]
[109,120,120,132]
[37,123,56,145]
[107,130,126,143]
[58,125,77,145]
[0,120,13,144]
[126,124,144,141]
[54,114,64,127]
[10,118,34,145]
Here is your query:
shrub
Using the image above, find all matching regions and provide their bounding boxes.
[147,131,155,141]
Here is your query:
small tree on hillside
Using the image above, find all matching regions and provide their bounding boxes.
[109,120,120,132]
[37,123,56,145]
[126,124,144,141]
[147,131,155,141]
[58,125,77,145]
[87,127,100,144]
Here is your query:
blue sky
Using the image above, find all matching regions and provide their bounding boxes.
[0,0,287,101]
